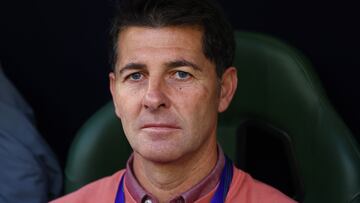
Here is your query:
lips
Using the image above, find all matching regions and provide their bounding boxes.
[141,123,181,130]
[140,123,181,137]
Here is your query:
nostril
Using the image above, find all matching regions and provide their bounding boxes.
[142,90,169,110]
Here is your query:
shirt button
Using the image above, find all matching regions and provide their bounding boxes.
[144,200,152,203]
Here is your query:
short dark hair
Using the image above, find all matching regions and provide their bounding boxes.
[110,0,235,77]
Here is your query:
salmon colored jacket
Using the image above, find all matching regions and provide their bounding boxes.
[51,167,296,203]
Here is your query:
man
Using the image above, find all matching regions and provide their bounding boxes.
[52,0,296,202]
[0,64,62,202]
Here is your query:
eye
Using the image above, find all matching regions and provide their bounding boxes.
[128,72,143,81]
[174,71,191,80]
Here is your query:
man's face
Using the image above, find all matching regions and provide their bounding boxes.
[110,26,235,163]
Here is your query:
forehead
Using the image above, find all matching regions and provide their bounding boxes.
[119,26,203,46]
[115,26,206,65]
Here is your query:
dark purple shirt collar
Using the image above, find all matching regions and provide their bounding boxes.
[124,145,225,203]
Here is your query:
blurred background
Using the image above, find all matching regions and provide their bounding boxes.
[1,0,359,168]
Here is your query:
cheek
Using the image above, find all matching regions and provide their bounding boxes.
[114,94,139,140]
[175,84,219,121]
[114,88,142,120]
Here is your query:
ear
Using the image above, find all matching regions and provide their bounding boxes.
[109,72,121,118]
[109,72,116,101]
[218,67,238,112]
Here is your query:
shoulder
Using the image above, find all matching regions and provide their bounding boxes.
[0,69,34,119]
[50,170,126,203]
[0,103,38,146]
[226,166,297,203]
[0,103,62,173]
[0,103,60,170]
[0,104,63,201]
[0,105,48,182]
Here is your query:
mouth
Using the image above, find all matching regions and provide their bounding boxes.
[140,123,181,134]
[141,123,180,129]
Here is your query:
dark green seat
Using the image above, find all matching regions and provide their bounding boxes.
[65,31,360,202]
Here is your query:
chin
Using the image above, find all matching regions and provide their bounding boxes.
[142,154,179,164]
[136,143,187,164]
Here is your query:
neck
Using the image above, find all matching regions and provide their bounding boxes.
[133,138,218,203]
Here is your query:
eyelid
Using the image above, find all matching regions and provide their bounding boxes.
[123,71,145,81]
[172,70,193,80]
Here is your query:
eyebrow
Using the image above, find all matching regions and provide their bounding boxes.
[165,59,201,72]
[118,59,201,76]
[118,63,146,76]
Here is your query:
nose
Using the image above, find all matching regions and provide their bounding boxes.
[142,78,170,111]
